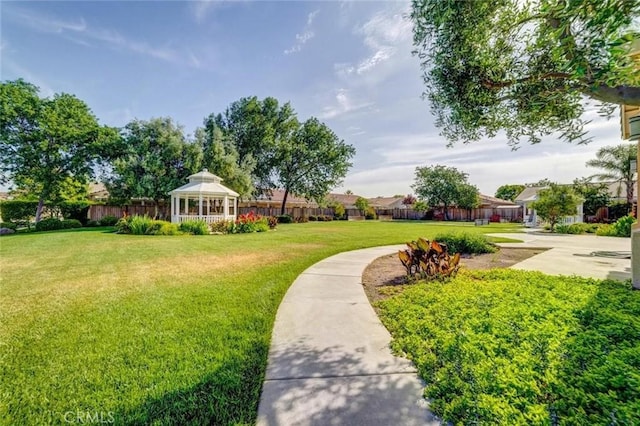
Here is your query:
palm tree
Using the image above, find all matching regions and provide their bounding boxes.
[586,143,637,207]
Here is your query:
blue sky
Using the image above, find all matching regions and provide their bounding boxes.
[0,0,630,197]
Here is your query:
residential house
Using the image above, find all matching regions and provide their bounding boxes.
[515,186,584,227]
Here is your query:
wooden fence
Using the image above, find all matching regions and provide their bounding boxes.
[88,204,523,223]
[88,205,170,221]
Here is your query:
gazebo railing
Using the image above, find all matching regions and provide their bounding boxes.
[173,215,230,224]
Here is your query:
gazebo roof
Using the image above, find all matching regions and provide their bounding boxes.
[170,169,239,197]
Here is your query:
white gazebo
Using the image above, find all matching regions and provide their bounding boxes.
[170,170,239,224]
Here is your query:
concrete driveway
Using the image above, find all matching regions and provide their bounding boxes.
[490,231,631,281]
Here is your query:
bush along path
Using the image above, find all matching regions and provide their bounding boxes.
[377,269,640,425]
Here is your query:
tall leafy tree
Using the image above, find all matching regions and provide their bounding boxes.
[272,117,355,214]
[196,117,255,198]
[0,79,119,221]
[586,143,636,207]
[411,0,640,147]
[572,177,610,216]
[412,165,480,220]
[531,183,581,231]
[212,96,298,192]
[495,184,526,202]
[106,118,201,217]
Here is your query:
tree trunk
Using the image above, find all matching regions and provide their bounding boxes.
[154,202,159,220]
[35,195,45,223]
[443,204,449,221]
[280,188,289,216]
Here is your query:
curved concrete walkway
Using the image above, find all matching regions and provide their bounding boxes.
[257,245,440,426]
[257,232,631,425]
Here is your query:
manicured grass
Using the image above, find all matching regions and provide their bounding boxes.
[377,269,640,425]
[0,221,519,425]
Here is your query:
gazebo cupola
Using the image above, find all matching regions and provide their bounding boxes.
[170,169,239,224]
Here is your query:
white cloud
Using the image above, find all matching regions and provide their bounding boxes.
[319,89,374,119]
[338,5,412,77]
[5,6,200,68]
[284,10,319,55]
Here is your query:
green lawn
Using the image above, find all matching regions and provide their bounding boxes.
[377,269,640,425]
[0,221,519,425]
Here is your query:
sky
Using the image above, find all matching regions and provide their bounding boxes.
[0,0,632,198]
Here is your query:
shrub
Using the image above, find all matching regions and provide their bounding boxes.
[267,216,278,229]
[611,215,635,237]
[85,220,99,227]
[179,219,209,235]
[276,214,293,223]
[608,202,631,221]
[334,203,346,220]
[294,216,309,223]
[432,232,497,254]
[35,218,64,232]
[154,222,180,235]
[128,215,155,235]
[210,220,233,234]
[61,219,82,229]
[308,215,317,221]
[0,200,38,223]
[595,224,615,236]
[229,212,270,233]
[398,237,461,281]
[115,216,132,234]
[59,201,91,225]
[0,222,17,231]
[98,215,119,226]
[556,223,599,235]
[365,206,377,220]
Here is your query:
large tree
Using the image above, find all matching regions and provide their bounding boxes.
[106,118,201,217]
[0,79,119,221]
[586,143,636,207]
[412,165,480,220]
[572,177,610,216]
[212,96,298,192]
[411,0,640,147]
[495,184,526,202]
[532,183,581,231]
[272,118,355,214]
[196,117,255,198]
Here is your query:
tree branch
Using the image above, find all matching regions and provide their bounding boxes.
[481,72,573,89]
[582,84,640,106]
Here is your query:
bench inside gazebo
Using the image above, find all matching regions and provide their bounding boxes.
[170,170,239,224]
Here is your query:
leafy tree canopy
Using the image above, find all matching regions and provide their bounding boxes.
[0,79,119,221]
[572,177,610,216]
[106,118,201,216]
[196,117,255,198]
[212,96,298,191]
[412,165,480,219]
[531,183,581,231]
[495,184,526,201]
[272,117,355,214]
[355,196,369,214]
[411,0,640,147]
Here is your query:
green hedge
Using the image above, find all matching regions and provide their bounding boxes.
[0,200,38,222]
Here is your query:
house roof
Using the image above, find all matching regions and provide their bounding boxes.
[514,186,546,203]
[479,194,517,206]
[326,193,362,207]
[367,196,404,208]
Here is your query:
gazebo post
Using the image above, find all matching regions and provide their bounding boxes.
[198,194,203,219]
[224,196,229,220]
